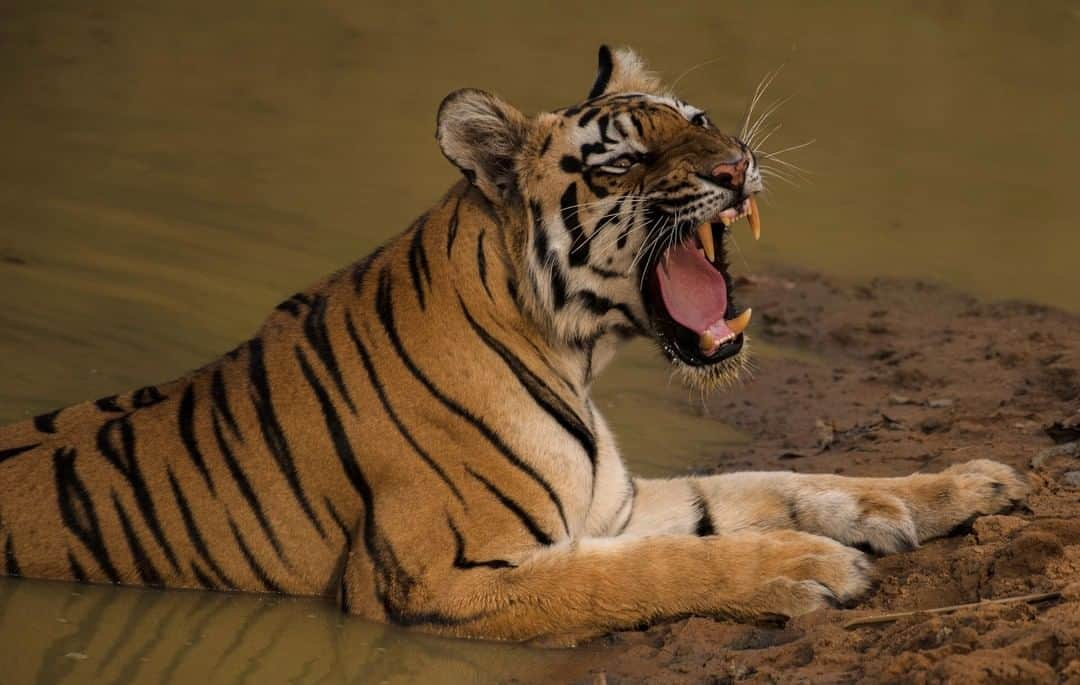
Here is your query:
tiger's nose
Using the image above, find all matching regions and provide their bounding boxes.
[708,155,750,189]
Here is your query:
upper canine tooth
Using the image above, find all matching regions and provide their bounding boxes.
[726,307,753,335]
[748,196,761,241]
[697,223,715,262]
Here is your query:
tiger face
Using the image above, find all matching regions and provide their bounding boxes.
[437,46,763,390]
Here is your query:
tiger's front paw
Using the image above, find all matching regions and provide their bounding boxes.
[749,531,874,618]
[907,459,1031,541]
[942,458,1030,516]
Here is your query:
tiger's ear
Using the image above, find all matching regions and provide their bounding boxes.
[588,45,663,98]
[436,89,530,204]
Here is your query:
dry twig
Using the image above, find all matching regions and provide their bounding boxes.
[843,591,1062,630]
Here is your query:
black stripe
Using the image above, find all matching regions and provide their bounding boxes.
[560,155,582,174]
[209,408,290,564]
[466,467,553,546]
[562,183,589,267]
[4,535,20,576]
[177,384,216,494]
[579,141,608,162]
[323,496,352,547]
[247,337,327,539]
[407,215,432,310]
[111,491,164,586]
[446,196,463,257]
[227,517,284,593]
[476,229,492,299]
[275,292,312,317]
[190,562,217,590]
[67,550,88,582]
[343,312,465,502]
[594,197,624,234]
[302,295,357,414]
[487,315,579,398]
[613,117,628,138]
[297,337,431,624]
[166,468,236,589]
[691,484,715,537]
[572,290,648,334]
[530,201,568,309]
[33,409,61,434]
[577,107,601,127]
[132,386,166,409]
[589,265,624,279]
[538,133,552,157]
[629,113,645,138]
[294,346,370,502]
[96,416,181,572]
[459,298,597,477]
[654,192,709,210]
[596,114,616,143]
[352,246,385,294]
[95,395,124,413]
[54,447,120,583]
[0,442,38,464]
[447,515,514,569]
[210,368,243,442]
[588,45,613,99]
[615,480,638,535]
[375,268,568,534]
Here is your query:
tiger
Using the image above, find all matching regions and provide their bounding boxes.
[0,46,1028,645]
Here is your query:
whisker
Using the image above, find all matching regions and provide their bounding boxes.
[740,66,783,140]
[761,138,817,158]
[671,56,727,90]
[745,94,795,148]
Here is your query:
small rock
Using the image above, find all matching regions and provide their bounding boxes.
[1062,471,1080,488]
[63,652,89,661]
[920,417,948,434]
[815,418,836,449]
[1046,412,1080,444]
[1031,441,1080,469]
[889,394,915,405]
[927,398,955,409]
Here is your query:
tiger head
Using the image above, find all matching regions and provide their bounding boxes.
[436,46,763,391]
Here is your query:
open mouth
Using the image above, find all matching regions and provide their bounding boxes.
[643,196,760,367]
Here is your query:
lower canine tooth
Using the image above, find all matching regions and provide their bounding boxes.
[726,307,753,335]
[699,331,717,354]
[748,196,761,240]
[696,223,715,262]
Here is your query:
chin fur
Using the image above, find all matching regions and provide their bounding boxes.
[669,336,752,393]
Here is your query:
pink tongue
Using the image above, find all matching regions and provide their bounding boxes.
[655,241,731,337]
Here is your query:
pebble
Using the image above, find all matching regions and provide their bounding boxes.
[1062,471,1080,487]
[1031,441,1080,469]
[927,398,955,409]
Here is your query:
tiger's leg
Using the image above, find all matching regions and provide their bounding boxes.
[618,459,1029,554]
[337,525,871,645]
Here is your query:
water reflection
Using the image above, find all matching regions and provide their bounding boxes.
[0,579,593,685]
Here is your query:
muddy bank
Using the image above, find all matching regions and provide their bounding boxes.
[552,269,1080,684]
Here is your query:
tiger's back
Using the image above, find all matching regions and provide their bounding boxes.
[0,181,587,605]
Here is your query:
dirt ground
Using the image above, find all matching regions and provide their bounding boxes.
[552,268,1080,684]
